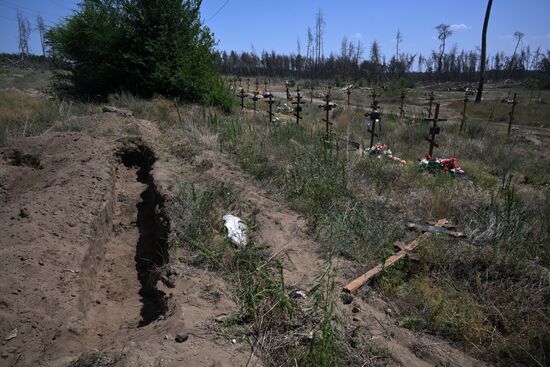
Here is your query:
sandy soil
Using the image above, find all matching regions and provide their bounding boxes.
[0,108,490,366]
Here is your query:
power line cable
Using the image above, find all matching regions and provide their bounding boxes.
[203,0,230,24]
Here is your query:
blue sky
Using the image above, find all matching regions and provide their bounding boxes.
[1,0,549,59]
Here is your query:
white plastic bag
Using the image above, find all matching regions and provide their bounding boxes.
[223,214,248,248]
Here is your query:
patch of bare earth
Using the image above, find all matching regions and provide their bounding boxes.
[1,108,488,366]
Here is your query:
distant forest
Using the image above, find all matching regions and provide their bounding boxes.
[214,12,550,87]
[215,46,550,86]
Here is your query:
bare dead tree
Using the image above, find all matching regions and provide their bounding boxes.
[435,24,454,81]
[509,30,524,73]
[476,0,493,103]
[17,11,32,59]
[314,9,325,66]
[395,29,403,62]
[37,15,47,57]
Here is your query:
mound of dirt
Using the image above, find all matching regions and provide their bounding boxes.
[0,113,255,366]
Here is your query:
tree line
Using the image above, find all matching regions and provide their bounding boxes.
[215,24,549,87]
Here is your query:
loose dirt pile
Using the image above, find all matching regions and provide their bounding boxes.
[1,110,488,366]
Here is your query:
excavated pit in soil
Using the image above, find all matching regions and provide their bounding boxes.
[116,141,170,326]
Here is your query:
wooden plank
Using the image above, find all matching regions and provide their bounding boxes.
[343,219,446,294]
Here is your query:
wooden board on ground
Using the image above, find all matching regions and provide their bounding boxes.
[343,219,448,294]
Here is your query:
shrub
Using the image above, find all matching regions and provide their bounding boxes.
[47,0,232,110]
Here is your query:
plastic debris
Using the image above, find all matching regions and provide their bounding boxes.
[223,214,248,248]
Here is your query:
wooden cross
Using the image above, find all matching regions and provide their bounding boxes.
[246,78,250,93]
[252,89,259,116]
[319,86,334,142]
[239,88,246,110]
[370,88,378,108]
[347,86,352,109]
[426,91,435,118]
[399,90,406,118]
[459,92,469,133]
[255,78,259,93]
[507,93,517,135]
[424,103,447,156]
[266,93,275,123]
[366,104,381,149]
[285,82,291,101]
[238,77,242,88]
[264,79,268,92]
[292,85,303,124]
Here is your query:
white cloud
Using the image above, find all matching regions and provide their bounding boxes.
[353,32,362,39]
[450,24,471,31]
[498,34,514,40]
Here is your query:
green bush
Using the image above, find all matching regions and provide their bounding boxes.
[47,0,232,110]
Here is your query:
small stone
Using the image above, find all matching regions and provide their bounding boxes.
[1,352,8,358]
[341,293,353,305]
[4,328,17,341]
[175,333,188,343]
[352,317,361,322]
[95,299,101,304]
[289,290,307,299]
[352,306,360,313]
[38,261,44,266]
[19,208,30,218]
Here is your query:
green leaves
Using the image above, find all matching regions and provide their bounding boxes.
[47,0,231,109]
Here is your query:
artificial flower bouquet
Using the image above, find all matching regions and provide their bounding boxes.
[420,154,465,175]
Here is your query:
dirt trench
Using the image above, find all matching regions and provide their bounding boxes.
[85,139,170,339]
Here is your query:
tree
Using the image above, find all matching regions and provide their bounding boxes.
[476,0,493,103]
[435,24,453,80]
[37,15,47,57]
[370,40,381,84]
[509,30,524,73]
[314,9,325,67]
[48,0,230,109]
[17,11,32,58]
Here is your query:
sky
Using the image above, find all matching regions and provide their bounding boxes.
[1,0,549,59]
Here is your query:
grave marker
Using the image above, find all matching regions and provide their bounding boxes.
[347,86,352,109]
[319,86,334,143]
[424,103,447,156]
[370,88,378,108]
[252,89,259,116]
[246,78,250,93]
[399,90,406,118]
[507,93,517,135]
[239,88,246,110]
[366,102,381,149]
[266,93,275,123]
[426,91,435,118]
[460,93,469,133]
[292,86,303,124]
[264,79,268,92]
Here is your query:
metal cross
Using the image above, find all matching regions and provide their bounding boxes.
[460,92,469,133]
[292,85,303,124]
[424,103,447,156]
[507,93,517,135]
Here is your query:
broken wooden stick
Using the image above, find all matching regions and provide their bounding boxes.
[343,219,448,294]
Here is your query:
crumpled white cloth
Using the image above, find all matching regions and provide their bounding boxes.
[223,214,248,248]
